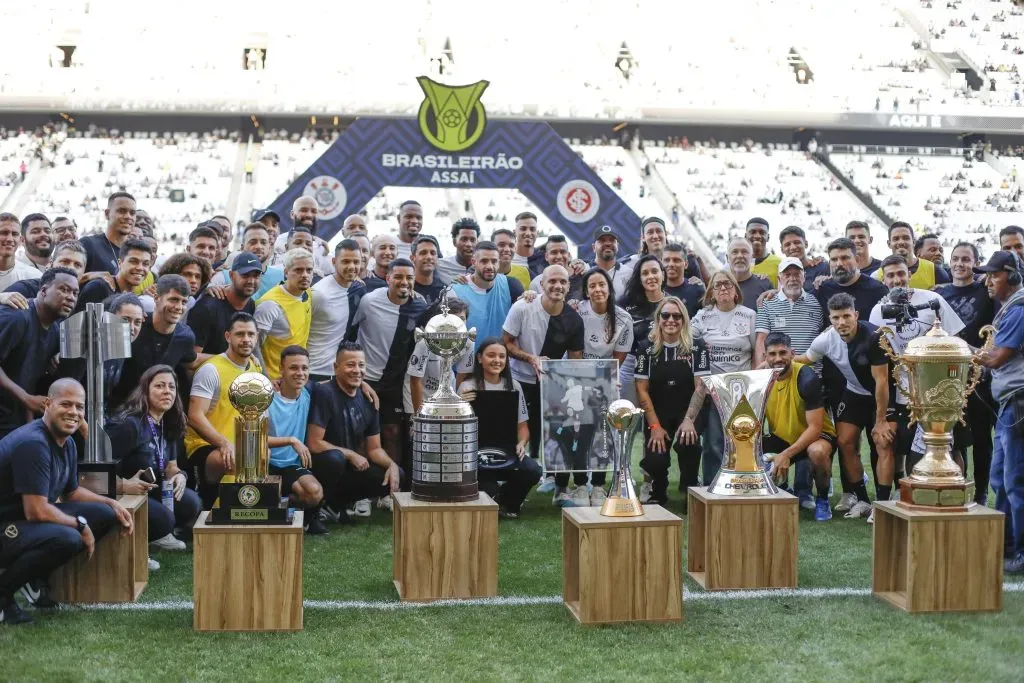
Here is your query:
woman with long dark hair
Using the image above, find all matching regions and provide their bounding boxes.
[457,337,540,518]
[107,364,202,555]
[617,254,666,405]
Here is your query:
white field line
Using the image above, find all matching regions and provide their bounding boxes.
[72,582,1024,612]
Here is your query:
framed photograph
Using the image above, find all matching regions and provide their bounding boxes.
[539,358,617,473]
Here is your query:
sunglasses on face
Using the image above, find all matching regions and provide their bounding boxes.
[660,312,683,321]
[712,282,735,291]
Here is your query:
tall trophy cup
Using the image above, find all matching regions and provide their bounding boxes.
[411,295,478,502]
[60,302,131,497]
[600,399,645,517]
[209,372,291,523]
[703,369,779,496]
[879,320,994,511]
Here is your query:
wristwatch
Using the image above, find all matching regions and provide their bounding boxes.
[76,515,88,533]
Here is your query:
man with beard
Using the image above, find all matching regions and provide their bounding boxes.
[999,225,1024,260]
[0,214,41,290]
[872,222,950,289]
[274,198,332,276]
[75,239,152,311]
[411,235,446,303]
[437,217,479,282]
[0,268,79,438]
[16,214,53,273]
[347,258,427,488]
[365,234,398,292]
[109,275,196,410]
[0,378,132,625]
[308,240,365,383]
[492,228,531,289]
[590,225,630,294]
[815,238,889,322]
[747,217,781,287]
[512,211,547,278]
[662,243,704,318]
[395,200,423,260]
[528,235,584,300]
[189,252,261,366]
[452,241,517,348]
[727,237,772,312]
[255,249,315,381]
[209,223,284,299]
[185,313,264,505]
[51,217,76,244]
[845,220,882,277]
[503,264,584,466]
[779,226,829,287]
[80,192,136,276]
[2,240,87,307]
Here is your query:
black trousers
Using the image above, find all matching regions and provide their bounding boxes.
[147,489,202,541]
[311,449,406,508]
[479,457,542,513]
[520,381,541,462]
[0,501,117,600]
[966,387,995,503]
[639,415,701,501]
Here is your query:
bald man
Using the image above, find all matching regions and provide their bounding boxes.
[274,197,332,274]
[0,379,134,624]
[341,214,367,238]
[503,265,584,465]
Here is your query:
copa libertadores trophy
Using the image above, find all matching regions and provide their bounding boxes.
[411,293,478,502]
[879,320,994,511]
[703,369,779,495]
[600,399,645,517]
[60,302,131,497]
[210,372,291,523]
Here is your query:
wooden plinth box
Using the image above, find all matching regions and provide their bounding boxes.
[49,494,148,603]
[872,501,1003,613]
[193,510,304,631]
[392,492,498,601]
[686,486,798,590]
[562,505,682,624]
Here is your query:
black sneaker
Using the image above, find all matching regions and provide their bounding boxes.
[498,507,520,520]
[1005,553,1024,575]
[305,514,330,535]
[0,596,33,625]
[19,580,59,609]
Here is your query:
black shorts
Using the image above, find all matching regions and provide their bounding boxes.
[834,390,876,428]
[186,445,219,486]
[369,380,405,425]
[269,464,315,492]
[763,433,837,462]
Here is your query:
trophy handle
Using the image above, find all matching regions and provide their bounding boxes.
[962,325,996,426]
[876,326,900,363]
[877,326,914,407]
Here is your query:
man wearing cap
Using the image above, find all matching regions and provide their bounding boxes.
[975,250,1024,574]
[747,217,782,287]
[210,223,284,300]
[189,252,261,367]
[590,225,630,294]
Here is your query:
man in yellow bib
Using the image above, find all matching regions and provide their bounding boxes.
[873,221,950,289]
[747,217,781,287]
[254,248,314,379]
[184,312,264,506]
[762,331,837,522]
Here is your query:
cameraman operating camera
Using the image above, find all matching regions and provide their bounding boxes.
[869,255,964,498]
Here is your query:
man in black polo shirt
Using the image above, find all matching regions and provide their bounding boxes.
[75,238,152,312]
[0,268,79,439]
[0,379,133,624]
[189,252,261,367]
[108,275,196,410]
[411,235,447,303]
[79,192,136,276]
[306,343,402,519]
[846,220,883,277]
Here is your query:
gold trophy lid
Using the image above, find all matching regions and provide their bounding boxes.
[228,372,274,419]
[902,320,973,361]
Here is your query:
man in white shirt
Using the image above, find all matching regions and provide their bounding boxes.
[307,240,366,382]
[0,213,40,291]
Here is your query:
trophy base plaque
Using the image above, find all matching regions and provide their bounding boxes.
[209,476,293,525]
[708,469,778,496]
[599,495,643,517]
[410,413,479,503]
[897,478,976,513]
[77,461,119,498]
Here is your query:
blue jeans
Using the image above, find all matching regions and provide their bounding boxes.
[992,404,1024,555]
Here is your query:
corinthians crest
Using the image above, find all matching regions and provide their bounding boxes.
[417,76,489,152]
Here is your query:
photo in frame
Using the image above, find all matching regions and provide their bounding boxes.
[539,358,618,474]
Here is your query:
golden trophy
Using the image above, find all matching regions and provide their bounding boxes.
[703,370,780,496]
[878,320,995,511]
[209,372,291,524]
[600,399,645,517]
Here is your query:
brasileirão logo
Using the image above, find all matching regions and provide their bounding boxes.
[417,76,489,153]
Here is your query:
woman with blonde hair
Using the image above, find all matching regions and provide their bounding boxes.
[634,296,708,506]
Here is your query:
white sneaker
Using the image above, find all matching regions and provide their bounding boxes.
[867,510,875,525]
[571,486,591,507]
[150,533,186,551]
[353,499,371,517]
[553,488,572,507]
[638,482,654,504]
[844,500,872,519]
[834,492,858,513]
[590,488,608,507]
[147,557,161,571]
[537,475,556,493]
[376,496,393,512]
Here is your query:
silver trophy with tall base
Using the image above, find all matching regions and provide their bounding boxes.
[410,294,478,502]
[599,399,645,517]
[60,302,132,497]
[703,369,779,496]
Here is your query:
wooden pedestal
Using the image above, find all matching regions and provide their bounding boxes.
[193,510,304,631]
[562,506,682,624]
[872,501,1003,613]
[392,492,498,601]
[686,486,798,590]
[49,495,148,603]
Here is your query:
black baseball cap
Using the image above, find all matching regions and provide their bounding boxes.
[253,209,281,224]
[973,250,1023,275]
[231,251,263,275]
[592,225,622,242]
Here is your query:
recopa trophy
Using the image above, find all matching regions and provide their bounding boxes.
[599,399,645,517]
[703,369,779,496]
